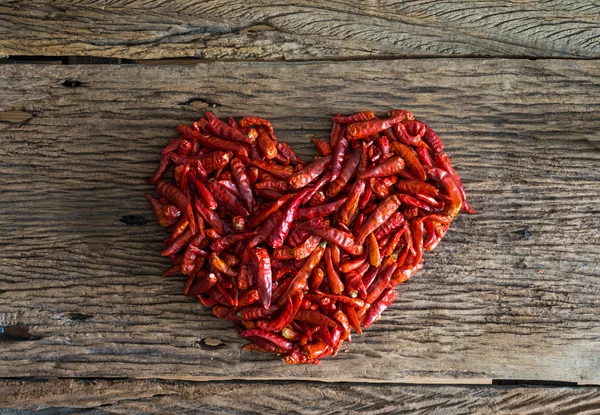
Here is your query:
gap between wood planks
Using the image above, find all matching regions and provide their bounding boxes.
[0,376,587,387]
[1,54,600,66]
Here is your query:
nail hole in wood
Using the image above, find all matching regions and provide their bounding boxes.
[180,98,220,109]
[120,215,148,226]
[62,79,82,88]
[198,338,225,348]
[518,227,533,240]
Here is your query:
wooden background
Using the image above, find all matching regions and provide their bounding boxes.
[1,1,599,413]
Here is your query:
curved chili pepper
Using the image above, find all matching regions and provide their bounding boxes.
[420,121,444,153]
[362,287,396,328]
[254,126,278,159]
[247,211,283,250]
[247,159,294,180]
[296,197,347,221]
[294,310,337,328]
[369,178,390,199]
[332,111,376,124]
[330,133,348,182]
[276,142,306,166]
[246,193,293,229]
[194,199,231,235]
[205,112,255,145]
[426,167,463,218]
[392,120,425,146]
[415,192,445,210]
[304,225,362,256]
[188,174,217,210]
[145,194,180,227]
[389,142,426,180]
[177,124,249,158]
[156,181,197,235]
[344,271,367,299]
[339,252,368,273]
[329,118,342,148]
[416,147,434,167]
[181,233,205,275]
[241,329,293,352]
[392,261,424,286]
[169,151,231,174]
[324,246,344,294]
[312,138,333,156]
[147,154,171,184]
[337,179,366,225]
[434,152,476,214]
[388,109,414,120]
[365,262,397,305]
[293,235,322,260]
[346,116,402,140]
[326,145,362,197]
[288,156,332,190]
[228,157,255,212]
[268,189,310,249]
[278,241,327,306]
[256,294,298,332]
[357,194,402,244]
[239,116,277,140]
[399,193,434,213]
[187,272,217,296]
[250,247,272,309]
[207,180,250,217]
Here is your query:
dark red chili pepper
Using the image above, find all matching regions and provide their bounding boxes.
[326,145,362,197]
[145,194,180,227]
[188,174,217,210]
[296,197,347,221]
[156,181,197,235]
[255,126,278,159]
[247,159,295,180]
[177,124,249,158]
[247,211,283,250]
[330,133,348,182]
[426,167,463,218]
[187,272,217,296]
[147,154,171,184]
[345,271,367,299]
[268,189,310,249]
[252,247,272,309]
[276,142,306,166]
[416,147,434,167]
[206,112,255,145]
[194,199,231,235]
[294,310,337,328]
[246,193,293,229]
[241,329,293,352]
[420,121,444,153]
[207,180,250,217]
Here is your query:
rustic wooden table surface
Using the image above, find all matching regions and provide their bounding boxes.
[1,1,599,414]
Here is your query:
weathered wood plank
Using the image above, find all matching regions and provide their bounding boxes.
[1,1,599,59]
[2,379,600,414]
[0,60,599,382]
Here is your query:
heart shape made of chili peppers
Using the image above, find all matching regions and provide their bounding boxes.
[146,110,475,364]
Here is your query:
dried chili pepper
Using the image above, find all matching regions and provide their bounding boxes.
[346,116,402,140]
[357,194,402,244]
[156,181,197,235]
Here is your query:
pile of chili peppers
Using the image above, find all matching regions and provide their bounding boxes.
[146,110,474,364]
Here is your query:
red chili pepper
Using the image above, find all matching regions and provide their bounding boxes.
[254,126,278,159]
[288,156,332,190]
[145,194,180,227]
[156,181,197,235]
[332,111,376,124]
[346,116,402,140]
[292,235,322,260]
[416,147,434,167]
[187,272,217,296]
[278,241,327,306]
[247,211,283,250]
[194,199,231,235]
[250,247,272,309]
[147,154,171,184]
[357,194,402,244]
[337,179,365,225]
[247,158,295,180]
[177,124,249,158]
[206,112,255,145]
[326,145,362,197]
[357,156,405,180]
[207,180,250,217]
[294,310,337,328]
[241,329,293,352]
[304,225,363,256]
[339,252,368,273]
[388,109,414,120]
[362,287,396,328]
[239,116,277,141]
[426,167,463,218]
[434,152,476,214]
[268,189,310,249]
[188,174,217,211]
[330,133,348,182]
[312,137,333,156]
[420,121,444,153]
[324,246,344,294]
[344,270,367,299]
[276,142,306,166]
[296,197,347,221]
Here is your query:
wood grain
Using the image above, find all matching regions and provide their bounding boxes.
[0,60,599,383]
[2,379,600,414]
[1,1,599,59]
